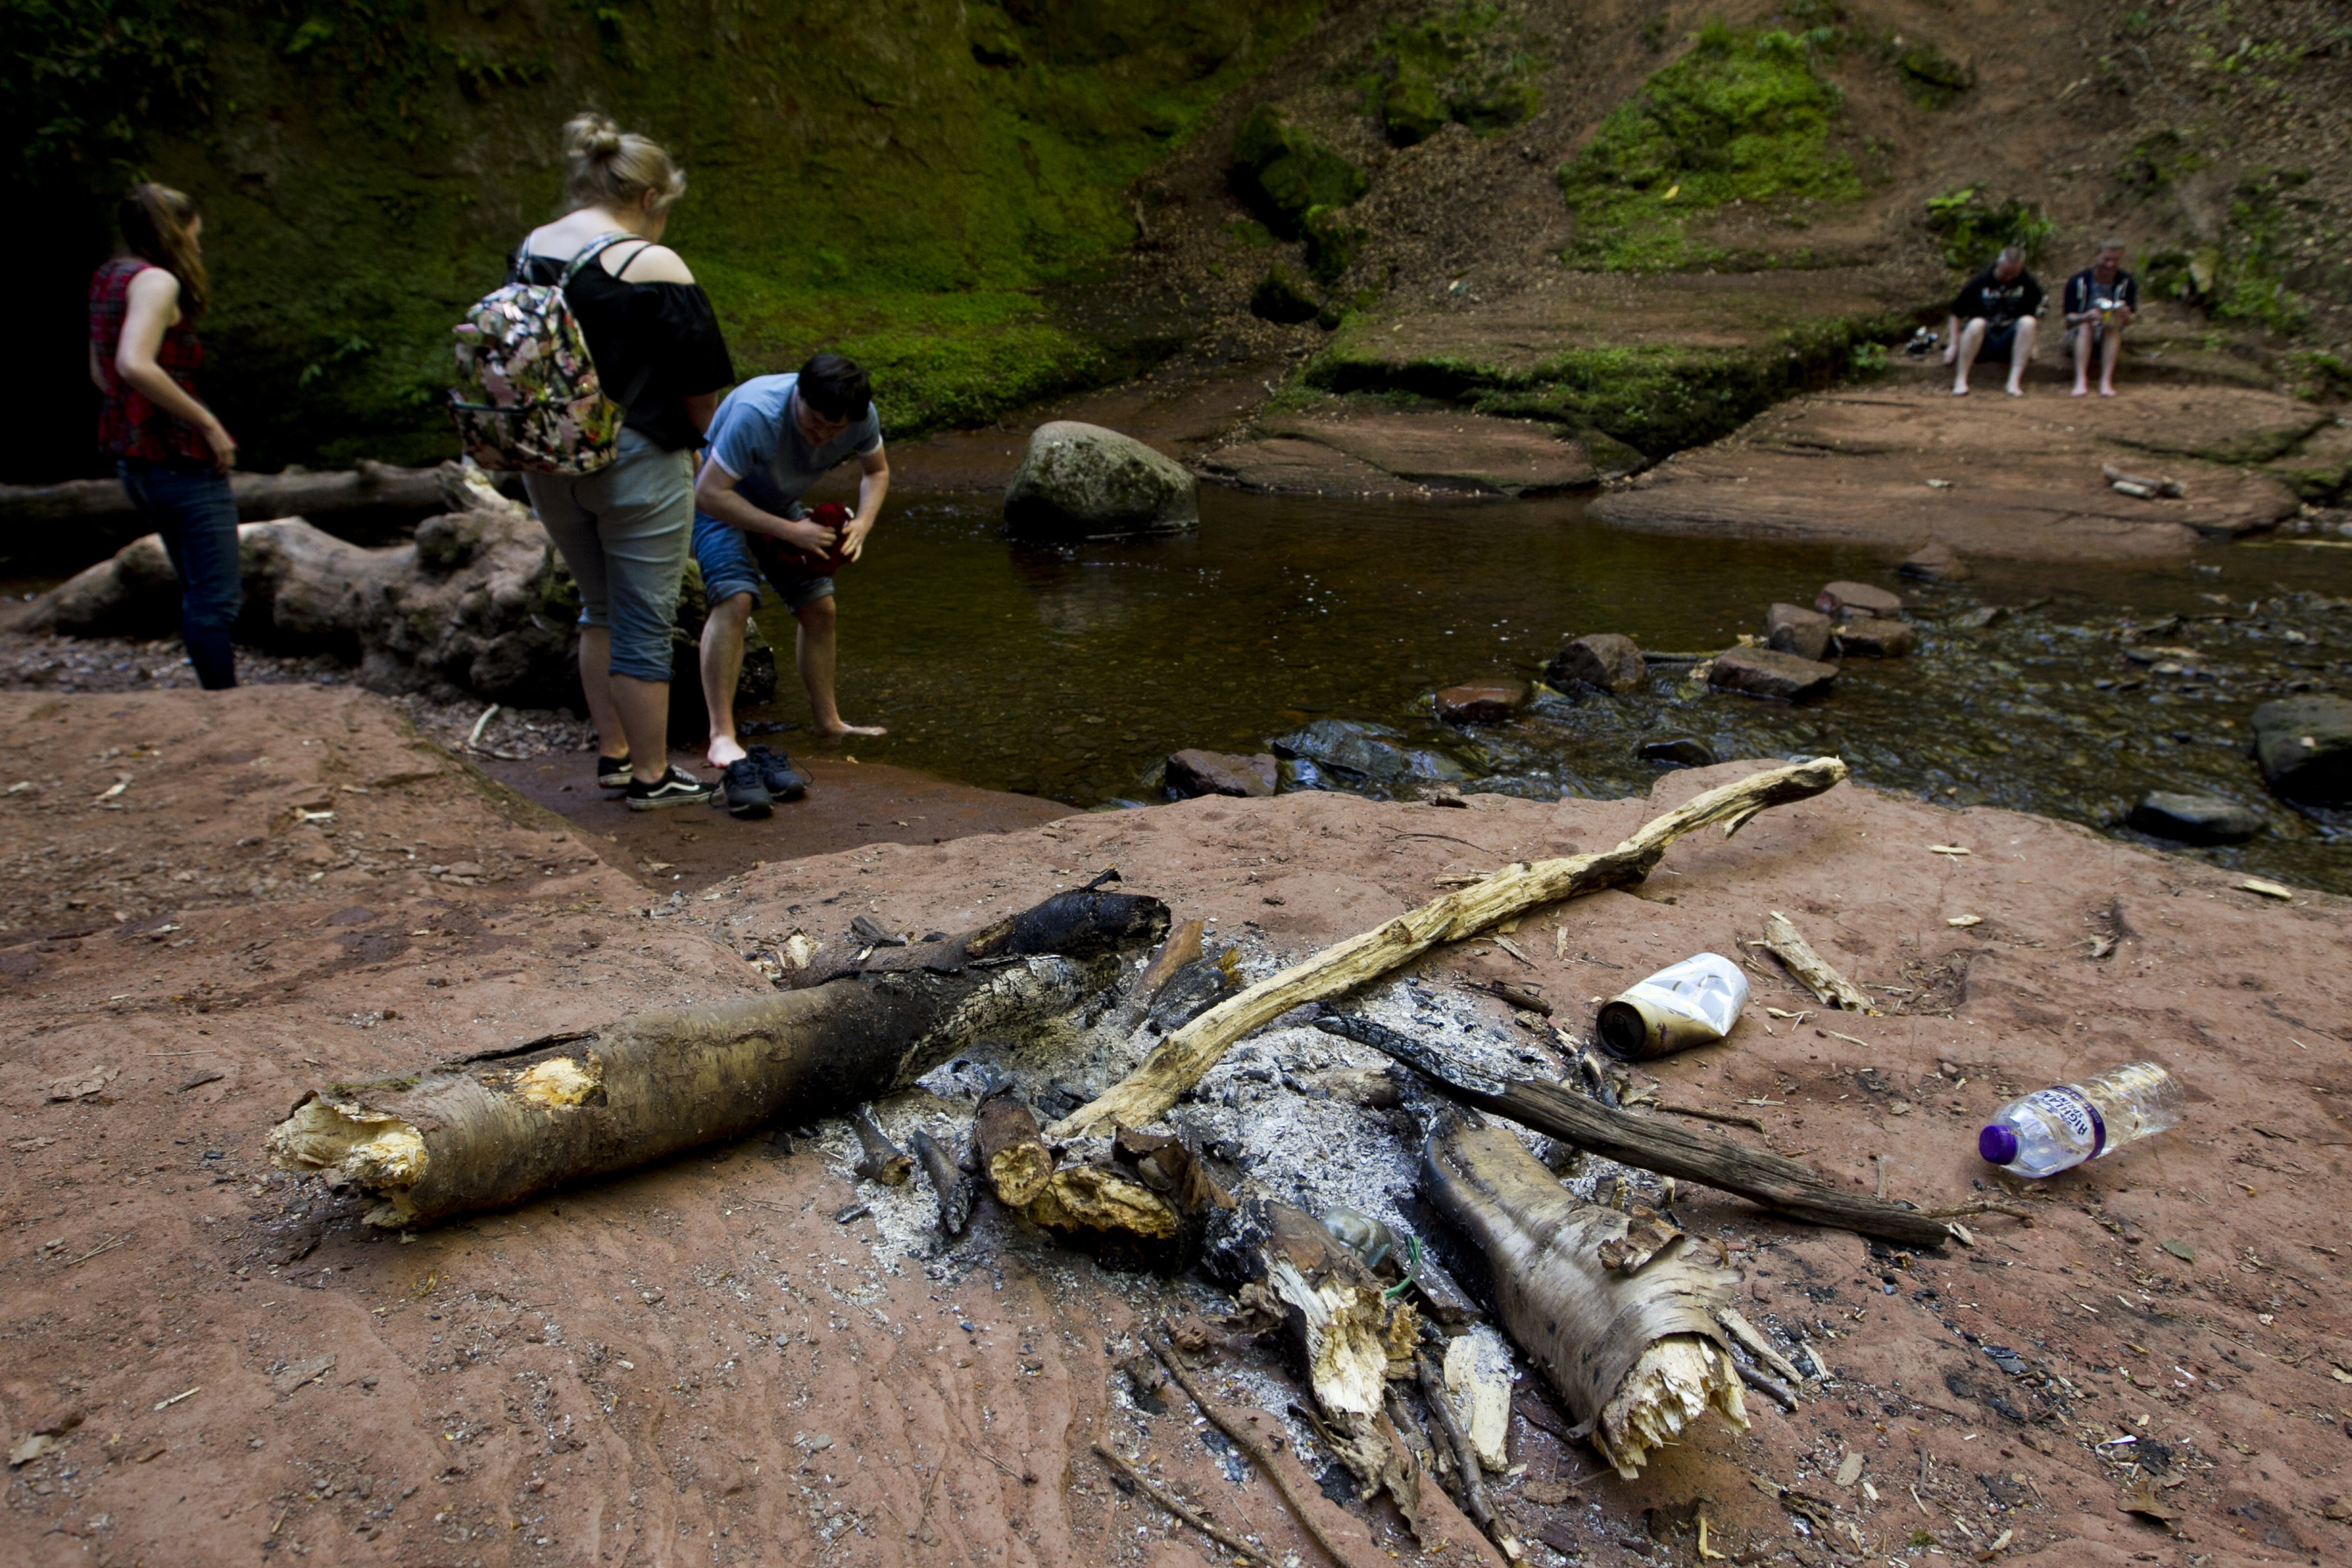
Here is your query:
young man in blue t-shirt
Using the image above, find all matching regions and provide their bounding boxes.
[690,353,890,817]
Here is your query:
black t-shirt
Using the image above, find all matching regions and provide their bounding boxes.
[2063,268,2139,318]
[1953,266,2045,327]
[513,242,735,452]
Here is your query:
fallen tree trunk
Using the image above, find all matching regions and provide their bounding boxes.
[1048,757,1847,1140]
[0,459,460,542]
[1326,1014,1951,1248]
[1421,1106,1748,1478]
[266,888,1167,1228]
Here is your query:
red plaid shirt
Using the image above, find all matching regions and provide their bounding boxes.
[89,258,210,463]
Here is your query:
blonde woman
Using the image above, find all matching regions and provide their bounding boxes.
[87,183,242,688]
[516,113,736,809]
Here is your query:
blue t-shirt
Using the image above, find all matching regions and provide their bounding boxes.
[704,373,883,520]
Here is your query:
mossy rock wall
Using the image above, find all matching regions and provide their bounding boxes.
[7,0,1319,481]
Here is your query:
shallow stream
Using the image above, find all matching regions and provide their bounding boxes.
[746,489,2352,894]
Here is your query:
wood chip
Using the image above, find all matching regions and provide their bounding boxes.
[1928,845,1972,857]
[2237,878,2294,900]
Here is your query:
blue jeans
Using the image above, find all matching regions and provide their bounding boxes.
[523,429,695,684]
[692,510,835,615]
[118,459,242,689]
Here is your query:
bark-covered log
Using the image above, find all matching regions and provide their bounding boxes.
[973,1095,1055,1208]
[266,889,1168,1228]
[849,1108,912,1185]
[1050,758,1848,1140]
[0,460,464,563]
[910,1130,973,1241]
[1421,1108,1748,1479]
[1204,1191,1440,1548]
[1324,1014,1951,1248]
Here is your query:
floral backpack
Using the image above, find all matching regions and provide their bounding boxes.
[449,234,648,473]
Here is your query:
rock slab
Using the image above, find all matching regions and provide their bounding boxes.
[1707,646,1837,701]
[1834,616,1918,658]
[1764,603,1833,661]
[2250,696,2352,806]
[1433,680,1530,725]
[1816,581,1904,620]
[1639,738,1716,769]
[1898,541,1972,581]
[1003,422,1199,540]
[1163,749,1277,800]
[2126,791,2263,845]
[1545,633,1646,694]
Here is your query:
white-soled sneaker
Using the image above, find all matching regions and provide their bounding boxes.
[624,767,714,811]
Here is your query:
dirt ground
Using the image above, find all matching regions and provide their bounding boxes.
[4,684,2350,1568]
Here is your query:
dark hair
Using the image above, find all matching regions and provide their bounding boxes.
[120,182,208,317]
[796,353,870,420]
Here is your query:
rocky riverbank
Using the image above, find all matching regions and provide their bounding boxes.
[3,685,2348,1568]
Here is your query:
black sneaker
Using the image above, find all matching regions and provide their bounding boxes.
[624,767,714,811]
[718,757,772,820]
[746,744,810,802]
[596,755,632,790]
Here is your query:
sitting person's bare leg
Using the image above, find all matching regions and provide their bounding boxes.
[699,589,755,769]
[2070,323,2094,396]
[1952,318,1988,395]
[794,595,886,739]
[2099,322,2123,396]
[1941,314,1961,366]
[2005,316,2036,397]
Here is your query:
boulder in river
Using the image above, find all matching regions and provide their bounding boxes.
[1706,646,1837,701]
[1764,603,1833,661]
[1433,680,1530,725]
[1003,422,1199,541]
[1544,633,1646,694]
[2126,791,2263,845]
[1816,580,1904,620]
[1898,542,1972,582]
[1270,717,1467,786]
[1834,616,1919,658]
[2250,695,2352,806]
[1164,749,1277,800]
[1640,738,1716,769]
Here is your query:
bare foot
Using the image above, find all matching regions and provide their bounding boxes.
[2099,385,2117,397]
[1952,383,1971,396]
[707,735,748,769]
[2070,384,2088,397]
[814,722,889,740]
[2004,383,2025,397]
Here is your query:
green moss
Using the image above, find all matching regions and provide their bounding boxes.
[1307,304,1909,457]
[1924,187,2054,271]
[1302,204,1365,284]
[1895,44,1972,107]
[8,0,1325,476]
[1250,262,1321,324]
[2281,350,2352,404]
[1230,104,1368,237]
[1371,3,1538,147]
[1555,23,1861,271]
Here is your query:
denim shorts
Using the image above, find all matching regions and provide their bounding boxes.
[692,510,834,616]
[523,429,693,683]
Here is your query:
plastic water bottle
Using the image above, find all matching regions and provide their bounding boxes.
[1977,1062,2184,1177]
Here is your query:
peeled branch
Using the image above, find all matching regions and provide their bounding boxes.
[265,887,1167,1228]
[1422,1108,1747,1478]
[849,1107,912,1186]
[1756,912,1879,1013]
[1050,757,1847,1140]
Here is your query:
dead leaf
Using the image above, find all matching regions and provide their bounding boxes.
[2160,1240,2194,1263]
[7,1434,57,1466]
[1834,1451,1865,1487]
[2120,1476,2181,1531]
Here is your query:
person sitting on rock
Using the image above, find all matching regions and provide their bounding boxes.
[2062,239,2139,399]
[691,353,889,819]
[1944,245,2044,397]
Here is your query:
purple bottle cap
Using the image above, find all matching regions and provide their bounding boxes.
[1978,1124,2019,1165]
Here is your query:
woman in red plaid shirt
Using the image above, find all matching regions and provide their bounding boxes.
[87,183,242,689]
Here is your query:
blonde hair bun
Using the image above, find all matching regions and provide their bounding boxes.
[560,110,685,216]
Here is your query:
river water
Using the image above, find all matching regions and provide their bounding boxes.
[746,489,2352,894]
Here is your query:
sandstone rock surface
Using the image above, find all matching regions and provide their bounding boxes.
[1707,646,1837,702]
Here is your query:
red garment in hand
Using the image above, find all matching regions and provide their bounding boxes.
[748,500,854,582]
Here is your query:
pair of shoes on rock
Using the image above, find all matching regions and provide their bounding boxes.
[717,746,810,820]
[626,767,714,811]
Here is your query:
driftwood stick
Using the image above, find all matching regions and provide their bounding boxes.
[1417,1354,1502,1545]
[1328,1014,1950,1248]
[1147,1331,1371,1568]
[910,1130,973,1239]
[849,1107,912,1186]
[266,888,1167,1228]
[1092,1442,1274,1567]
[1757,912,1879,1013]
[1050,757,1847,1139]
[1920,1200,2035,1225]
[1716,1307,1806,1387]
[1735,1362,1798,1411]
